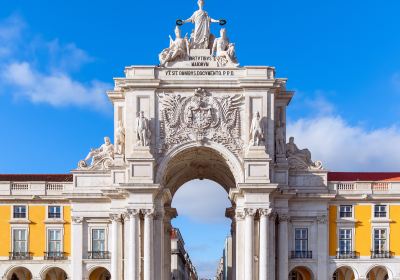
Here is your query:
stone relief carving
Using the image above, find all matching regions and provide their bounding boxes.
[115,120,125,154]
[159,26,189,67]
[275,121,286,156]
[78,136,114,170]
[250,111,264,146]
[180,0,222,49]
[159,88,243,156]
[286,136,323,170]
[136,111,151,146]
[212,28,239,67]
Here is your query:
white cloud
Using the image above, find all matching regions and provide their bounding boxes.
[287,114,400,172]
[0,15,110,111]
[172,179,231,224]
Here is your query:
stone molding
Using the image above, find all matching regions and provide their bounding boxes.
[71,216,83,224]
[235,210,245,221]
[316,215,328,224]
[142,209,155,217]
[110,213,122,222]
[278,214,290,223]
[259,208,272,217]
[244,208,257,217]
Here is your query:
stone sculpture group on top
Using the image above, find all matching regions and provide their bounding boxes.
[159,0,238,67]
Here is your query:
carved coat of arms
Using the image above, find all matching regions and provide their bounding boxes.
[159,88,243,156]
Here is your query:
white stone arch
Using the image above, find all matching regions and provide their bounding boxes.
[155,141,244,194]
[333,265,360,280]
[289,264,316,280]
[39,265,68,280]
[3,265,33,280]
[365,264,393,280]
[85,265,111,280]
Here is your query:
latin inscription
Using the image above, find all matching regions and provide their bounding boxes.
[165,70,235,76]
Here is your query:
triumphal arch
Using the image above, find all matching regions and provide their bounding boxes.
[70,1,326,279]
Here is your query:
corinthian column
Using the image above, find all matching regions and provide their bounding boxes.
[110,214,122,280]
[143,209,154,280]
[278,214,290,280]
[244,208,256,280]
[128,209,140,280]
[259,209,271,280]
[71,216,83,280]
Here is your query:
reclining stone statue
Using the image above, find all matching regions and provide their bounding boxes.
[78,136,114,170]
[159,26,189,67]
[286,136,322,170]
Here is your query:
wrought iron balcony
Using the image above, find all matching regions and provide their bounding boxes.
[335,251,359,259]
[9,251,32,260]
[290,250,312,259]
[87,251,111,259]
[371,250,393,259]
[44,251,66,260]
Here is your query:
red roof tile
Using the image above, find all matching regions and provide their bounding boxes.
[0,174,73,182]
[328,172,400,182]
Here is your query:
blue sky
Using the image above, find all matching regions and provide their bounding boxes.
[1,0,400,277]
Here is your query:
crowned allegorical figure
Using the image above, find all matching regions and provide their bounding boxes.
[212,28,238,66]
[181,0,222,49]
[159,26,189,67]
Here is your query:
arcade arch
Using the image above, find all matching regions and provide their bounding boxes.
[366,266,389,280]
[88,267,111,280]
[41,267,68,280]
[289,266,314,280]
[332,266,356,280]
[5,267,32,280]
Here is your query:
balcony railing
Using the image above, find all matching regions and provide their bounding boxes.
[87,251,111,259]
[335,251,359,259]
[44,251,67,260]
[371,250,394,259]
[9,251,32,260]
[290,251,312,259]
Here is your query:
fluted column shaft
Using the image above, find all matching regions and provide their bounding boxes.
[259,209,270,280]
[110,214,122,280]
[244,208,256,280]
[128,209,140,280]
[143,209,154,280]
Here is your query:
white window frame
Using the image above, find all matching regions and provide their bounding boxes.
[372,204,389,219]
[338,205,354,219]
[294,228,308,252]
[371,226,390,252]
[11,226,29,253]
[46,226,64,253]
[11,204,28,220]
[338,228,353,253]
[46,205,63,220]
[88,225,109,253]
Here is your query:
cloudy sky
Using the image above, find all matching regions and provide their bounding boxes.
[1,0,400,278]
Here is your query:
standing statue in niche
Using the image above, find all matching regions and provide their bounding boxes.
[180,0,224,49]
[136,111,151,146]
[115,120,125,154]
[286,136,322,170]
[275,122,286,156]
[212,28,239,66]
[78,136,114,170]
[250,111,264,146]
[159,26,189,67]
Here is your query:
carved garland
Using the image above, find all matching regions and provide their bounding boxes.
[158,88,243,157]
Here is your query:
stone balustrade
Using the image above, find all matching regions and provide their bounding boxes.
[0,181,73,196]
[329,181,400,194]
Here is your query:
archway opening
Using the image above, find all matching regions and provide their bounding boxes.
[289,266,313,280]
[6,267,32,280]
[333,266,355,280]
[43,267,68,280]
[88,267,111,280]
[366,266,389,280]
[163,146,237,279]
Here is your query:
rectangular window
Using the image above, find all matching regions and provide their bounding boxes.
[294,228,308,251]
[92,229,106,252]
[374,228,387,252]
[339,229,352,252]
[48,229,62,253]
[48,206,61,219]
[13,205,26,219]
[13,229,27,252]
[374,205,387,218]
[339,205,352,218]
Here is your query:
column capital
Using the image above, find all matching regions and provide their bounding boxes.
[127,209,141,218]
[72,216,83,224]
[316,214,328,224]
[110,213,122,222]
[235,210,245,221]
[244,208,257,217]
[278,213,290,222]
[259,208,272,217]
[142,208,155,217]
